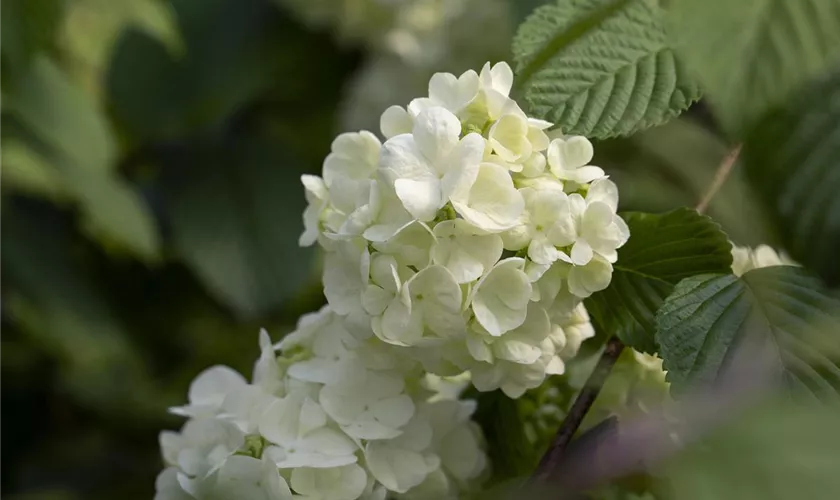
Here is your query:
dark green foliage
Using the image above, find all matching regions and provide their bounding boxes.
[742,70,840,287]
[656,267,840,396]
[586,208,733,353]
[668,0,840,135]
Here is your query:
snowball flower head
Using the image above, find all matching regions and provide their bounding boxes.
[298,60,627,395]
[157,61,632,499]
[156,315,488,500]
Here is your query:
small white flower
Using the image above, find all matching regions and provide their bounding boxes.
[154,467,193,500]
[291,464,369,500]
[379,106,485,221]
[567,191,629,265]
[431,219,503,284]
[520,187,578,265]
[470,344,561,399]
[449,162,524,232]
[362,253,410,317]
[259,391,359,469]
[160,418,245,479]
[300,174,329,246]
[547,136,605,184]
[423,400,486,483]
[371,220,436,269]
[320,368,415,440]
[585,176,620,210]
[466,302,551,365]
[408,70,480,117]
[201,455,294,500]
[549,303,595,360]
[362,180,416,242]
[169,366,248,418]
[253,329,283,395]
[364,414,440,493]
[380,105,413,139]
[323,240,371,317]
[470,258,532,336]
[731,244,797,277]
[487,112,552,165]
[376,265,464,346]
[323,131,381,188]
[478,61,514,98]
[567,255,614,298]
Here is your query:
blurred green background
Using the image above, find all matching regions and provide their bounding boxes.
[0,0,775,498]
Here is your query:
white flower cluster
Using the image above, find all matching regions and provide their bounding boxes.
[731,244,797,277]
[156,311,487,500]
[277,0,503,66]
[156,61,628,500]
[301,61,628,398]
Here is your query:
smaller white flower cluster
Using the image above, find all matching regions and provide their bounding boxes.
[731,244,797,277]
[277,0,498,66]
[301,61,626,398]
[156,309,487,500]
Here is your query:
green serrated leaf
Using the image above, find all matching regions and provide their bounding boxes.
[655,267,840,397]
[668,0,840,135]
[742,69,840,287]
[585,208,732,353]
[162,137,315,319]
[512,0,700,138]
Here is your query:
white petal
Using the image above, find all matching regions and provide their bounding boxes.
[412,107,461,161]
[493,339,542,364]
[527,236,561,265]
[394,178,442,221]
[574,165,606,183]
[440,133,484,201]
[570,239,594,266]
[187,365,248,407]
[405,266,465,338]
[365,443,435,493]
[586,177,619,211]
[471,258,531,336]
[371,395,415,429]
[291,465,368,500]
[466,331,494,363]
[380,105,413,138]
[432,219,503,284]
[451,163,524,232]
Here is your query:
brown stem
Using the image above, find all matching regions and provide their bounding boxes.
[532,337,625,481]
[695,145,742,214]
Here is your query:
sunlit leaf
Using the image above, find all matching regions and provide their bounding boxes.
[512,0,700,138]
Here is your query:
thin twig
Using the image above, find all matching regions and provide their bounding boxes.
[532,337,625,481]
[695,145,742,214]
